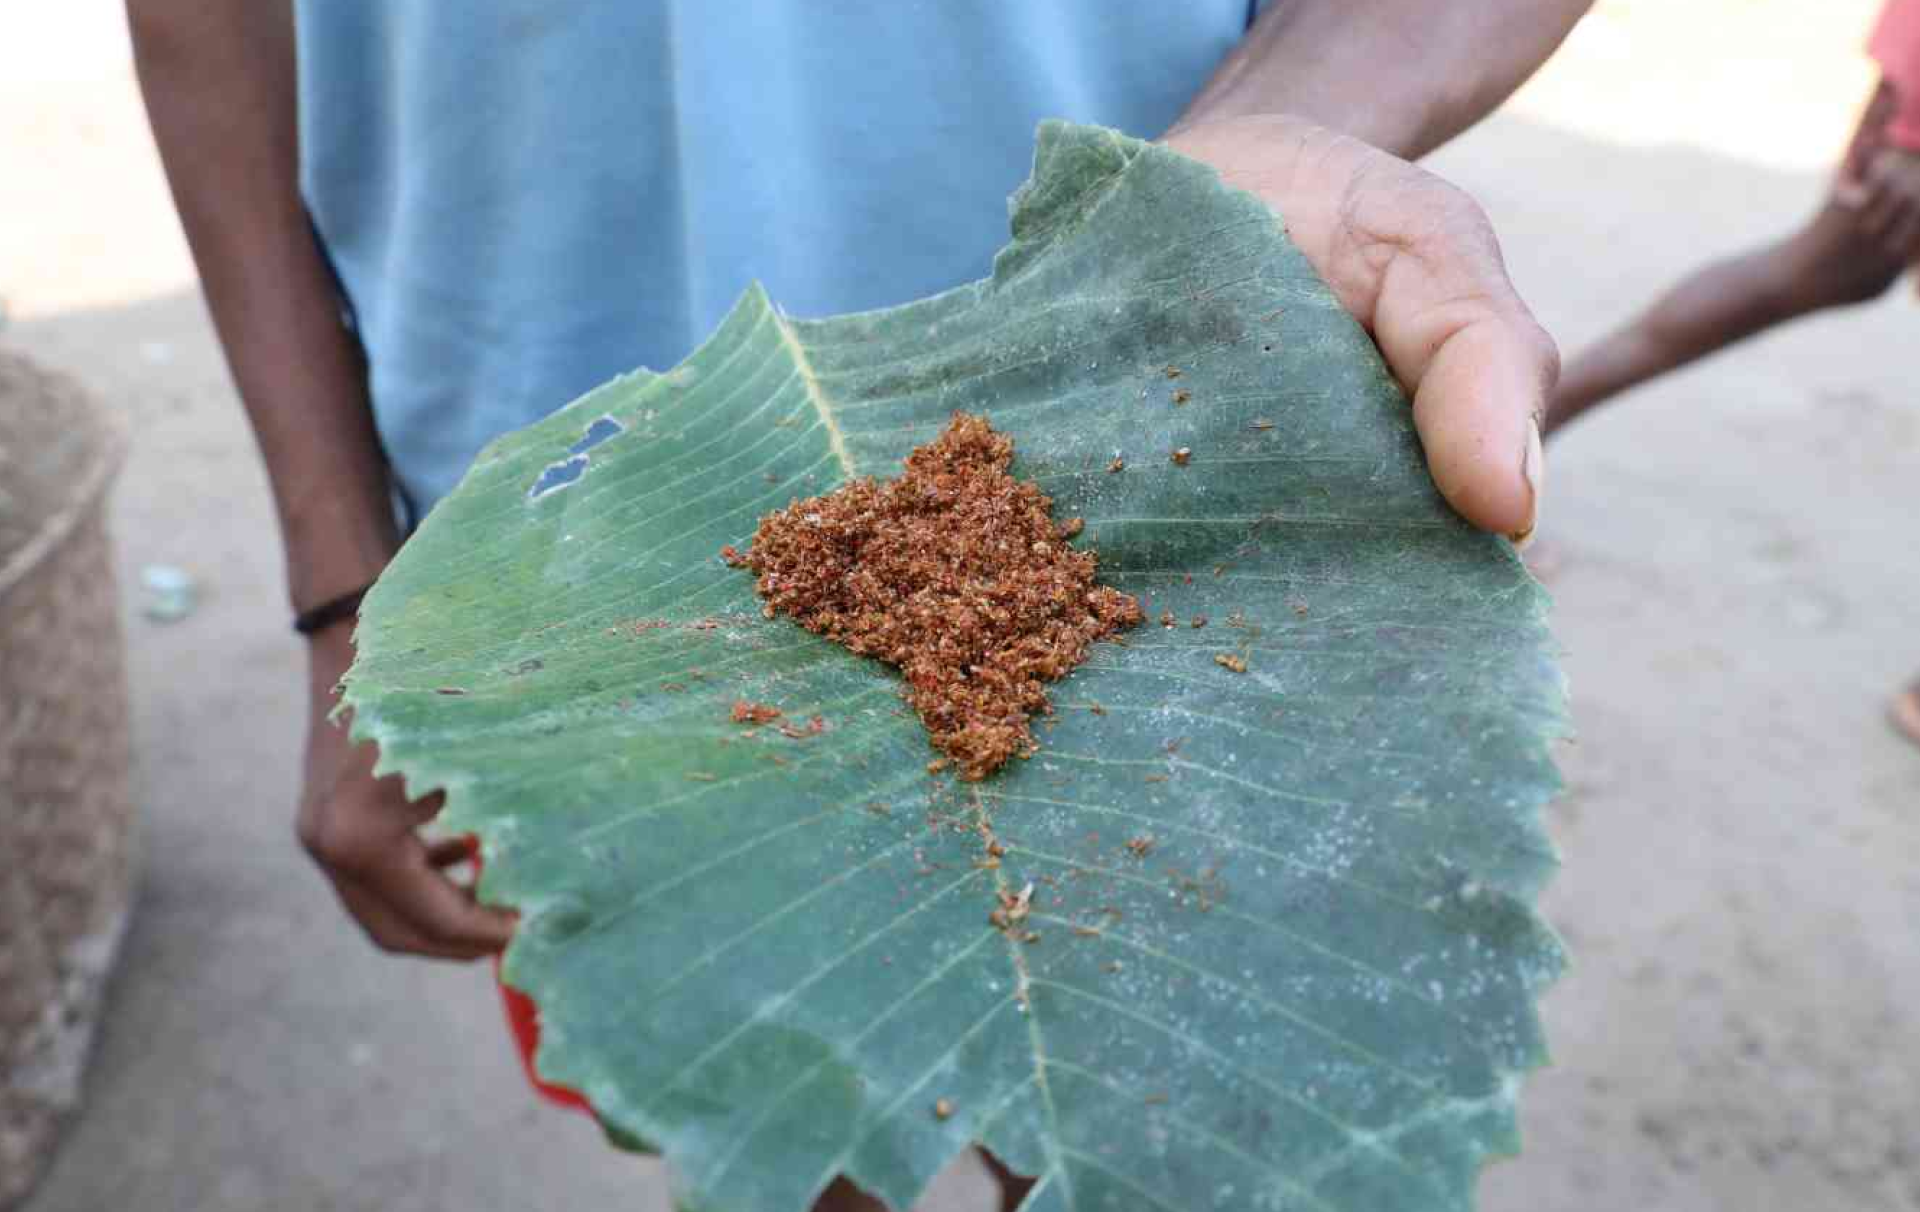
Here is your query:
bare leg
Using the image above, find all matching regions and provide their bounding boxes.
[1548,201,1905,434]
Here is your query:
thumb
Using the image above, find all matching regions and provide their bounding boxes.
[1165,116,1554,539]
[1351,191,1557,542]
[1395,309,1551,544]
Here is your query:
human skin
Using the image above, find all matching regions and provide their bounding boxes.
[841,97,1579,1212]
[129,1,1585,1206]
[1539,80,1920,760]
[1547,83,1920,434]
[127,0,515,961]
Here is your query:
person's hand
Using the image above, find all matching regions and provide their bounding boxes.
[1837,143,1920,262]
[297,618,517,959]
[1164,115,1553,542]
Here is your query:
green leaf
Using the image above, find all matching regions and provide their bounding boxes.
[343,121,1566,1212]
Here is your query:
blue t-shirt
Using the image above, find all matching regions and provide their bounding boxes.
[295,2,1255,510]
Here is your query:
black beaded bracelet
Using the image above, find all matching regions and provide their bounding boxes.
[293,584,372,636]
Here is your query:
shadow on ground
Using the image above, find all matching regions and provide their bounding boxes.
[10,112,1920,1212]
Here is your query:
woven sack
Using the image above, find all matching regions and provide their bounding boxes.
[0,351,134,1208]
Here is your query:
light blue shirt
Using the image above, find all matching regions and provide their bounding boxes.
[295,1,1255,511]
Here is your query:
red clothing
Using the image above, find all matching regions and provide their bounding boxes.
[1871,0,1920,148]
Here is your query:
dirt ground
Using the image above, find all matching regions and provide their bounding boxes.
[6,3,1917,1210]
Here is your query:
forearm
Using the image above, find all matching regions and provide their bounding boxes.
[129,0,397,614]
[1174,0,1593,159]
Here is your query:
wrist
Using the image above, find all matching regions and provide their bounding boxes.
[1162,108,1301,145]
[295,583,372,638]
[280,491,398,616]
[1170,48,1427,161]
[1160,114,1348,191]
[305,611,358,712]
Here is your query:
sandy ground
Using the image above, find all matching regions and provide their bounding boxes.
[5,2,1917,1210]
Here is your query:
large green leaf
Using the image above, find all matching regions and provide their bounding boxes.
[343,121,1566,1212]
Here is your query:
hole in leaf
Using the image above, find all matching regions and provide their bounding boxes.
[569,414,624,455]
[529,455,589,499]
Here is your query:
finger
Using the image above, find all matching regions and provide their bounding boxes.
[427,835,477,869]
[1353,198,1555,538]
[333,875,493,960]
[395,784,447,829]
[1399,313,1550,541]
[425,836,480,893]
[377,838,518,953]
[356,875,507,960]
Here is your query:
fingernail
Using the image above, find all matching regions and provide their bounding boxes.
[1508,418,1543,548]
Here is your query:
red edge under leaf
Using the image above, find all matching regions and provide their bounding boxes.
[465,836,593,1115]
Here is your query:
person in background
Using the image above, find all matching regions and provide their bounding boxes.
[127,3,1590,1207]
[1546,0,1920,748]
